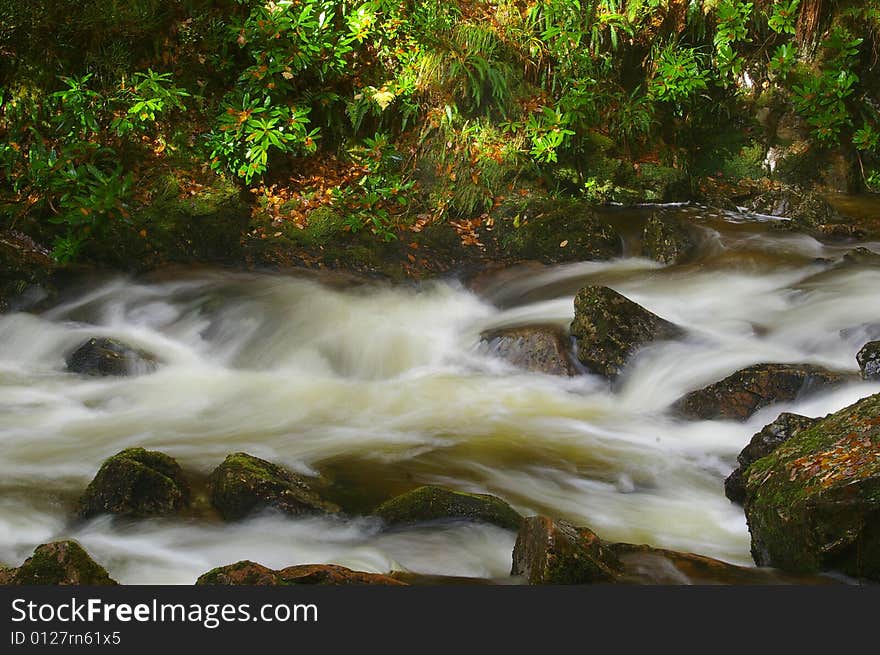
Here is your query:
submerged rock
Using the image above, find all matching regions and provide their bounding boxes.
[208,453,339,521]
[725,413,819,504]
[479,326,577,376]
[570,286,681,379]
[79,448,191,518]
[66,337,158,377]
[743,392,880,579]
[857,341,880,381]
[841,248,880,267]
[511,515,620,584]
[11,541,117,585]
[610,543,837,585]
[672,363,848,421]
[196,560,404,586]
[375,485,523,531]
[641,213,697,265]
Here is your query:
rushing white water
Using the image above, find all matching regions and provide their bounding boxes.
[1,208,879,583]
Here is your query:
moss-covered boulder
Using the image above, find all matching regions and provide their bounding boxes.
[78,448,191,518]
[672,363,848,422]
[493,198,622,264]
[743,393,880,579]
[725,413,819,504]
[641,213,697,265]
[0,565,16,584]
[479,326,577,376]
[570,286,681,379]
[744,184,843,232]
[11,541,117,585]
[375,485,523,530]
[196,560,404,585]
[65,337,159,377]
[511,516,620,584]
[857,341,880,381]
[208,452,339,521]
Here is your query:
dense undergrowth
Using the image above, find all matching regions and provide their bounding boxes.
[1,0,879,262]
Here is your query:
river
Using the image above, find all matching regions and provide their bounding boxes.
[2,204,879,583]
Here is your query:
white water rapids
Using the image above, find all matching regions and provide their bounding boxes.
[1,207,880,583]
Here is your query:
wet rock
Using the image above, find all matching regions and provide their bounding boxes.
[857,341,880,381]
[11,541,117,585]
[743,392,880,579]
[842,248,880,267]
[610,543,837,585]
[209,452,339,521]
[65,337,158,377]
[0,230,55,313]
[492,198,623,264]
[641,213,697,265]
[672,363,848,422]
[479,326,576,376]
[570,286,681,379]
[79,448,191,518]
[511,516,620,584]
[745,185,841,230]
[196,561,404,585]
[375,485,523,531]
[724,413,819,504]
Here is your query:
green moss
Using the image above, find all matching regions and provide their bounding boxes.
[13,541,117,585]
[78,448,190,518]
[375,485,523,531]
[209,452,339,521]
[743,393,880,578]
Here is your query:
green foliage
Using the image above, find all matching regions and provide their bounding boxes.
[767,0,800,35]
[650,43,711,108]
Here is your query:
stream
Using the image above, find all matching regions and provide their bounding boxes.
[2,203,880,584]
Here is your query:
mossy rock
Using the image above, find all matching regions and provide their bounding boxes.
[511,516,620,584]
[743,393,880,579]
[374,485,523,531]
[11,541,117,585]
[640,212,697,265]
[672,363,849,422]
[725,413,819,504]
[78,448,191,518]
[208,452,339,521]
[857,341,880,381]
[570,286,681,379]
[0,566,16,584]
[493,198,622,264]
[65,337,159,377]
[631,163,690,202]
[479,326,577,376]
[196,560,404,586]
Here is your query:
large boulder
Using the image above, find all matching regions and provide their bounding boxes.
[511,516,620,584]
[66,337,158,377]
[11,541,117,585]
[857,342,880,381]
[375,485,523,531]
[724,413,819,504]
[196,561,404,586]
[744,185,842,231]
[208,453,339,521]
[79,448,191,518]
[570,286,681,379]
[743,393,880,579]
[672,363,848,421]
[640,213,697,265]
[479,326,577,376]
